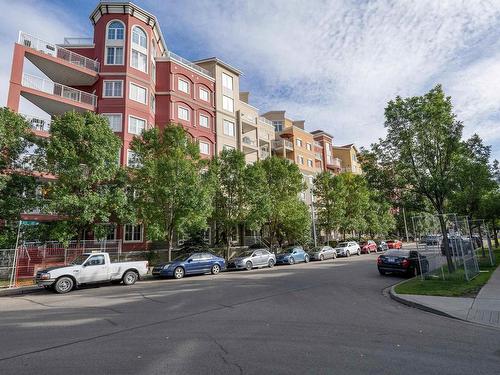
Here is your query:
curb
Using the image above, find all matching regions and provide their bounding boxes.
[388,283,460,321]
[0,285,45,297]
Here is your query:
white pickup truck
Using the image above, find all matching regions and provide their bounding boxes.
[35,252,149,294]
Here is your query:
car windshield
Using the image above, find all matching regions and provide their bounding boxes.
[70,254,90,265]
[282,248,297,254]
[337,243,348,247]
[312,247,324,251]
[240,250,255,257]
[384,250,410,257]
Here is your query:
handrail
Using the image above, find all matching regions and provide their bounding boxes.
[242,137,257,146]
[63,37,94,45]
[167,51,214,78]
[22,114,51,132]
[22,73,98,107]
[19,31,99,72]
[258,117,273,127]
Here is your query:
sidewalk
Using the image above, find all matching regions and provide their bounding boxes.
[390,267,500,328]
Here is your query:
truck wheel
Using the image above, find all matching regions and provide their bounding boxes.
[54,277,74,294]
[122,271,138,285]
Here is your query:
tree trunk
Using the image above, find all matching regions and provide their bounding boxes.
[438,214,454,273]
[493,221,499,248]
[226,234,231,260]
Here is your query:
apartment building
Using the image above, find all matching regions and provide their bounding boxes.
[332,144,363,175]
[6,1,217,249]
[310,130,342,174]
[195,58,274,163]
[262,110,322,206]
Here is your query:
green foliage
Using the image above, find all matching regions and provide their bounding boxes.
[44,111,131,241]
[131,125,213,260]
[338,173,370,239]
[260,156,306,248]
[313,172,346,243]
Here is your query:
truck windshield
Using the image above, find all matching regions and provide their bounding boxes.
[70,254,90,265]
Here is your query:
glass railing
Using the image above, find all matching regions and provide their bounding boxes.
[22,73,98,107]
[63,37,94,46]
[19,32,99,72]
[168,51,213,78]
[242,137,257,147]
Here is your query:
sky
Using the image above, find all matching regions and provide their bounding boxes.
[1,0,500,160]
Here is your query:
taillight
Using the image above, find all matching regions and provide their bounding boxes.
[401,259,410,268]
[377,256,382,265]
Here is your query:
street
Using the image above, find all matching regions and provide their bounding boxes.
[1,254,499,375]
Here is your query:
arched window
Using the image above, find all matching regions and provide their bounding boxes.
[131,26,148,72]
[107,21,124,40]
[105,20,125,65]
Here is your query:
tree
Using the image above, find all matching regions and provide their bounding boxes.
[260,156,306,249]
[209,149,248,257]
[382,85,464,272]
[479,188,500,247]
[131,125,213,261]
[278,198,311,246]
[44,111,132,243]
[338,173,370,240]
[313,171,346,244]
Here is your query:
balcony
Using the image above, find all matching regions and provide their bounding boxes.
[63,37,94,46]
[260,150,270,159]
[167,51,214,78]
[327,157,342,170]
[315,152,323,160]
[21,73,97,115]
[272,139,294,151]
[23,114,51,134]
[314,141,323,148]
[18,32,99,86]
[242,136,258,154]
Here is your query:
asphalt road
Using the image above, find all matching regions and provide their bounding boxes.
[1,253,499,375]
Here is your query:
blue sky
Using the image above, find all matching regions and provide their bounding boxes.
[1,0,499,161]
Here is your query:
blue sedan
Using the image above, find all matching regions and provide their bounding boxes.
[276,247,310,265]
[152,252,226,279]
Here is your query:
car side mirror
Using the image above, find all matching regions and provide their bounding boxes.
[83,263,88,267]
[188,259,193,263]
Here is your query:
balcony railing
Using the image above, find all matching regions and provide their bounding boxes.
[23,199,53,215]
[315,152,322,160]
[63,37,94,46]
[272,139,293,150]
[242,137,257,147]
[19,32,99,72]
[168,51,213,78]
[327,157,342,168]
[22,73,98,107]
[260,150,270,159]
[23,115,51,132]
[258,117,273,127]
[314,141,323,148]
[241,113,257,125]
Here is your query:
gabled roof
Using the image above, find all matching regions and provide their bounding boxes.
[193,57,242,76]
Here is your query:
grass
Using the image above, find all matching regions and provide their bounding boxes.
[394,247,500,297]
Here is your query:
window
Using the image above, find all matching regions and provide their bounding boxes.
[199,114,209,128]
[127,149,141,168]
[106,47,124,65]
[222,72,233,90]
[307,159,313,167]
[222,95,234,112]
[124,224,143,242]
[199,88,209,101]
[107,21,124,40]
[178,106,190,121]
[128,116,146,135]
[102,114,122,132]
[103,80,122,97]
[199,141,210,155]
[131,26,148,72]
[223,145,235,151]
[352,153,357,162]
[306,143,312,151]
[178,79,189,93]
[296,139,303,147]
[150,94,155,113]
[273,121,284,132]
[129,83,147,104]
[223,120,235,136]
[86,255,105,266]
[298,155,304,164]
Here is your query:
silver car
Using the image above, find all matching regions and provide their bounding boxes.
[309,246,337,261]
[228,249,276,270]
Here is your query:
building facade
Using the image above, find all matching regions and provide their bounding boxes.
[331,144,363,175]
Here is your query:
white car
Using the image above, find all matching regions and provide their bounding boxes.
[334,242,361,257]
[35,252,149,294]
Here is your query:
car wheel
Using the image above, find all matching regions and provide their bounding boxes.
[123,270,138,285]
[245,261,253,271]
[357,249,361,256]
[304,255,310,263]
[54,276,74,294]
[289,257,295,265]
[333,252,337,259]
[320,254,324,261]
[346,251,350,257]
[211,264,221,275]
[268,259,275,268]
[174,266,184,279]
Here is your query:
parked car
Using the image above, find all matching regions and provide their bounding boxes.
[360,240,377,254]
[152,252,226,279]
[334,242,361,257]
[386,240,403,249]
[276,246,309,265]
[440,235,474,256]
[377,241,389,252]
[308,246,337,261]
[377,249,429,277]
[36,252,149,294]
[227,249,276,270]
[420,235,441,246]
